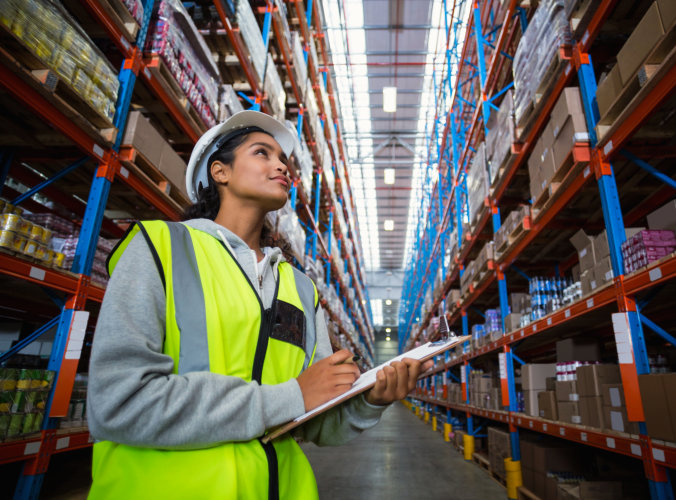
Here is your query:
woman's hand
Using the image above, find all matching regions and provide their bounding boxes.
[296,349,361,411]
[364,358,433,406]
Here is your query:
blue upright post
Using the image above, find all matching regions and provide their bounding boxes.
[576,46,672,500]
[311,169,322,259]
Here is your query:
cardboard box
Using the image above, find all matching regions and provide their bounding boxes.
[658,0,676,29]
[602,383,625,408]
[572,264,581,283]
[595,66,622,118]
[593,256,614,287]
[520,438,535,470]
[122,111,165,168]
[524,389,540,417]
[558,481,622,500]
[488,427,511,480]
[510,293,530,315]
[580,269,594,296]
[532,443,580,474]
[552,113,589,173]
[158,142,188,198]
[556,338,599,363]
[577,364,621,397]
[539,123,557,182]
[538,391,558,420]
[551,88,585,138]
[580,396,604,429]
[569,229,595,272]
[638,373,676,441]
[522,364,557,391]
[604,405,640,434]
[647,200,676,234]
[558,401,581,425]
[594,228,645,262]
[617,3,665,85]
[505,313,522,332]
[521,467,534,492]
[533,470,546,499]
[555,380,579,402]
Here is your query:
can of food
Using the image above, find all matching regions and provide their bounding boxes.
[0,230,15,249]
[11,236,26,253]
[17,219,32,237]
[41,227,53,245]
[23,239,37,257]
[53,252,65,268]
[4,203,24,216]
[1,213,21,232]
[29,224,44,242]
[34,245,47,261]
[43,248,54,265]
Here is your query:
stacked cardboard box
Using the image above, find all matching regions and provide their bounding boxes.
[494,204,530,253]
[602,383,640,434]
[647,199,676,234]
[569,227,643,295]
[460,259,476,297]
[522,364,556,417]
[528,88,588,203]
[520,438,582,499]
[488,427,511,481]
[638,373,676,442]
[576,364,621,430]
[557,481,622,500]
[466,143,489,228]
[595,1,675,120]
[485,89,516,185]
[122,112,188,200]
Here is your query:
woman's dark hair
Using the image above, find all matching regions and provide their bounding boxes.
[183,130,254,221]
[183,128,291,254]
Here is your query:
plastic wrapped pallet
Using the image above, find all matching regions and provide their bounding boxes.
[219,84,244,121]
[290,32,308,97]
[466,142,489,227]
[0,0,120,122]
[235,0,267,82]
[485,89,515,185]
[512,0,572,124]
[264,54,286,122]
[146,0,221,126]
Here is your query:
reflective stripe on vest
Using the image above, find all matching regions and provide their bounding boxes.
[92,221,319,500]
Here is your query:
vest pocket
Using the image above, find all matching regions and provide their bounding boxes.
[270,301,305,350]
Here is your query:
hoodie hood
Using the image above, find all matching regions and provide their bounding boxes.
[183,218,283,308]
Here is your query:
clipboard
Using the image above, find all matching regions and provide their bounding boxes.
[262,335,469,443]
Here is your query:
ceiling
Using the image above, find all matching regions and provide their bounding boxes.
[321,0,450,326]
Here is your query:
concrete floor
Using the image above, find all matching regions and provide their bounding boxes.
[301,402,506,500]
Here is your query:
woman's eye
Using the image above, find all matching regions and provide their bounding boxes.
[256,149,268,156]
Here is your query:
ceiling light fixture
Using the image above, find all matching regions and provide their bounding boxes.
[383,86,397,113]
[383,168,395,185]
[385,299,392,305]
[384,220,394,231]
[385,328,391,333]
[386,336,391,342]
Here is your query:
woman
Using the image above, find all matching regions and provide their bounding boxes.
[88,111,428,499]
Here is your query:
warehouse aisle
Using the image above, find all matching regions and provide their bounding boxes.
[301,402,505,500]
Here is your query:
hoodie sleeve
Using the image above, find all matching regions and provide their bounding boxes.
[291,306,388,446]
[87,233,307,449]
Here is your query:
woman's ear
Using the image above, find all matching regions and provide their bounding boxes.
[210,160,231,185]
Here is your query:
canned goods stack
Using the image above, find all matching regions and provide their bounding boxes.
[0,201,66,268]
[555,361,586,382]
[0,368,55,441]
[528,276,575,321]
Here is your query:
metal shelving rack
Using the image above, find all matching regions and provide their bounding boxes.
[0,0,374,496]
[400,0,675,499]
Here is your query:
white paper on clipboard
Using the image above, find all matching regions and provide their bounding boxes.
[262,335,469,443]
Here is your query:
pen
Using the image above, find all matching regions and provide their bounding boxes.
[342,355,360,364]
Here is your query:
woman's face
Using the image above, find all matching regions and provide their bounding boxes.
[213,131,290,211]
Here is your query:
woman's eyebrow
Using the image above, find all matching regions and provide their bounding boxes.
[249,141,288,163]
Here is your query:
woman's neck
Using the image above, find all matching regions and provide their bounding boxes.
[214,202,266,258]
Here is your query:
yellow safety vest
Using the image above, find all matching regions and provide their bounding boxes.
[89,221,319,500]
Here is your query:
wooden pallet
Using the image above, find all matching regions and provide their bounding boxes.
[517,486,542,500]
[472,452,491,473]
[516,45,572,140]
[496,215,531,255]
[118,146,187,214]
[531,142,590,221]
[97,0,140,42]
[0,32,116,146]
[143,54,208,136]
[596,36,676,143]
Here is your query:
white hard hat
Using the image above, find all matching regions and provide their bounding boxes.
[185,110,296,202]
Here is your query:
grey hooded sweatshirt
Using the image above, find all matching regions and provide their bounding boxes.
[87,218,386,450]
